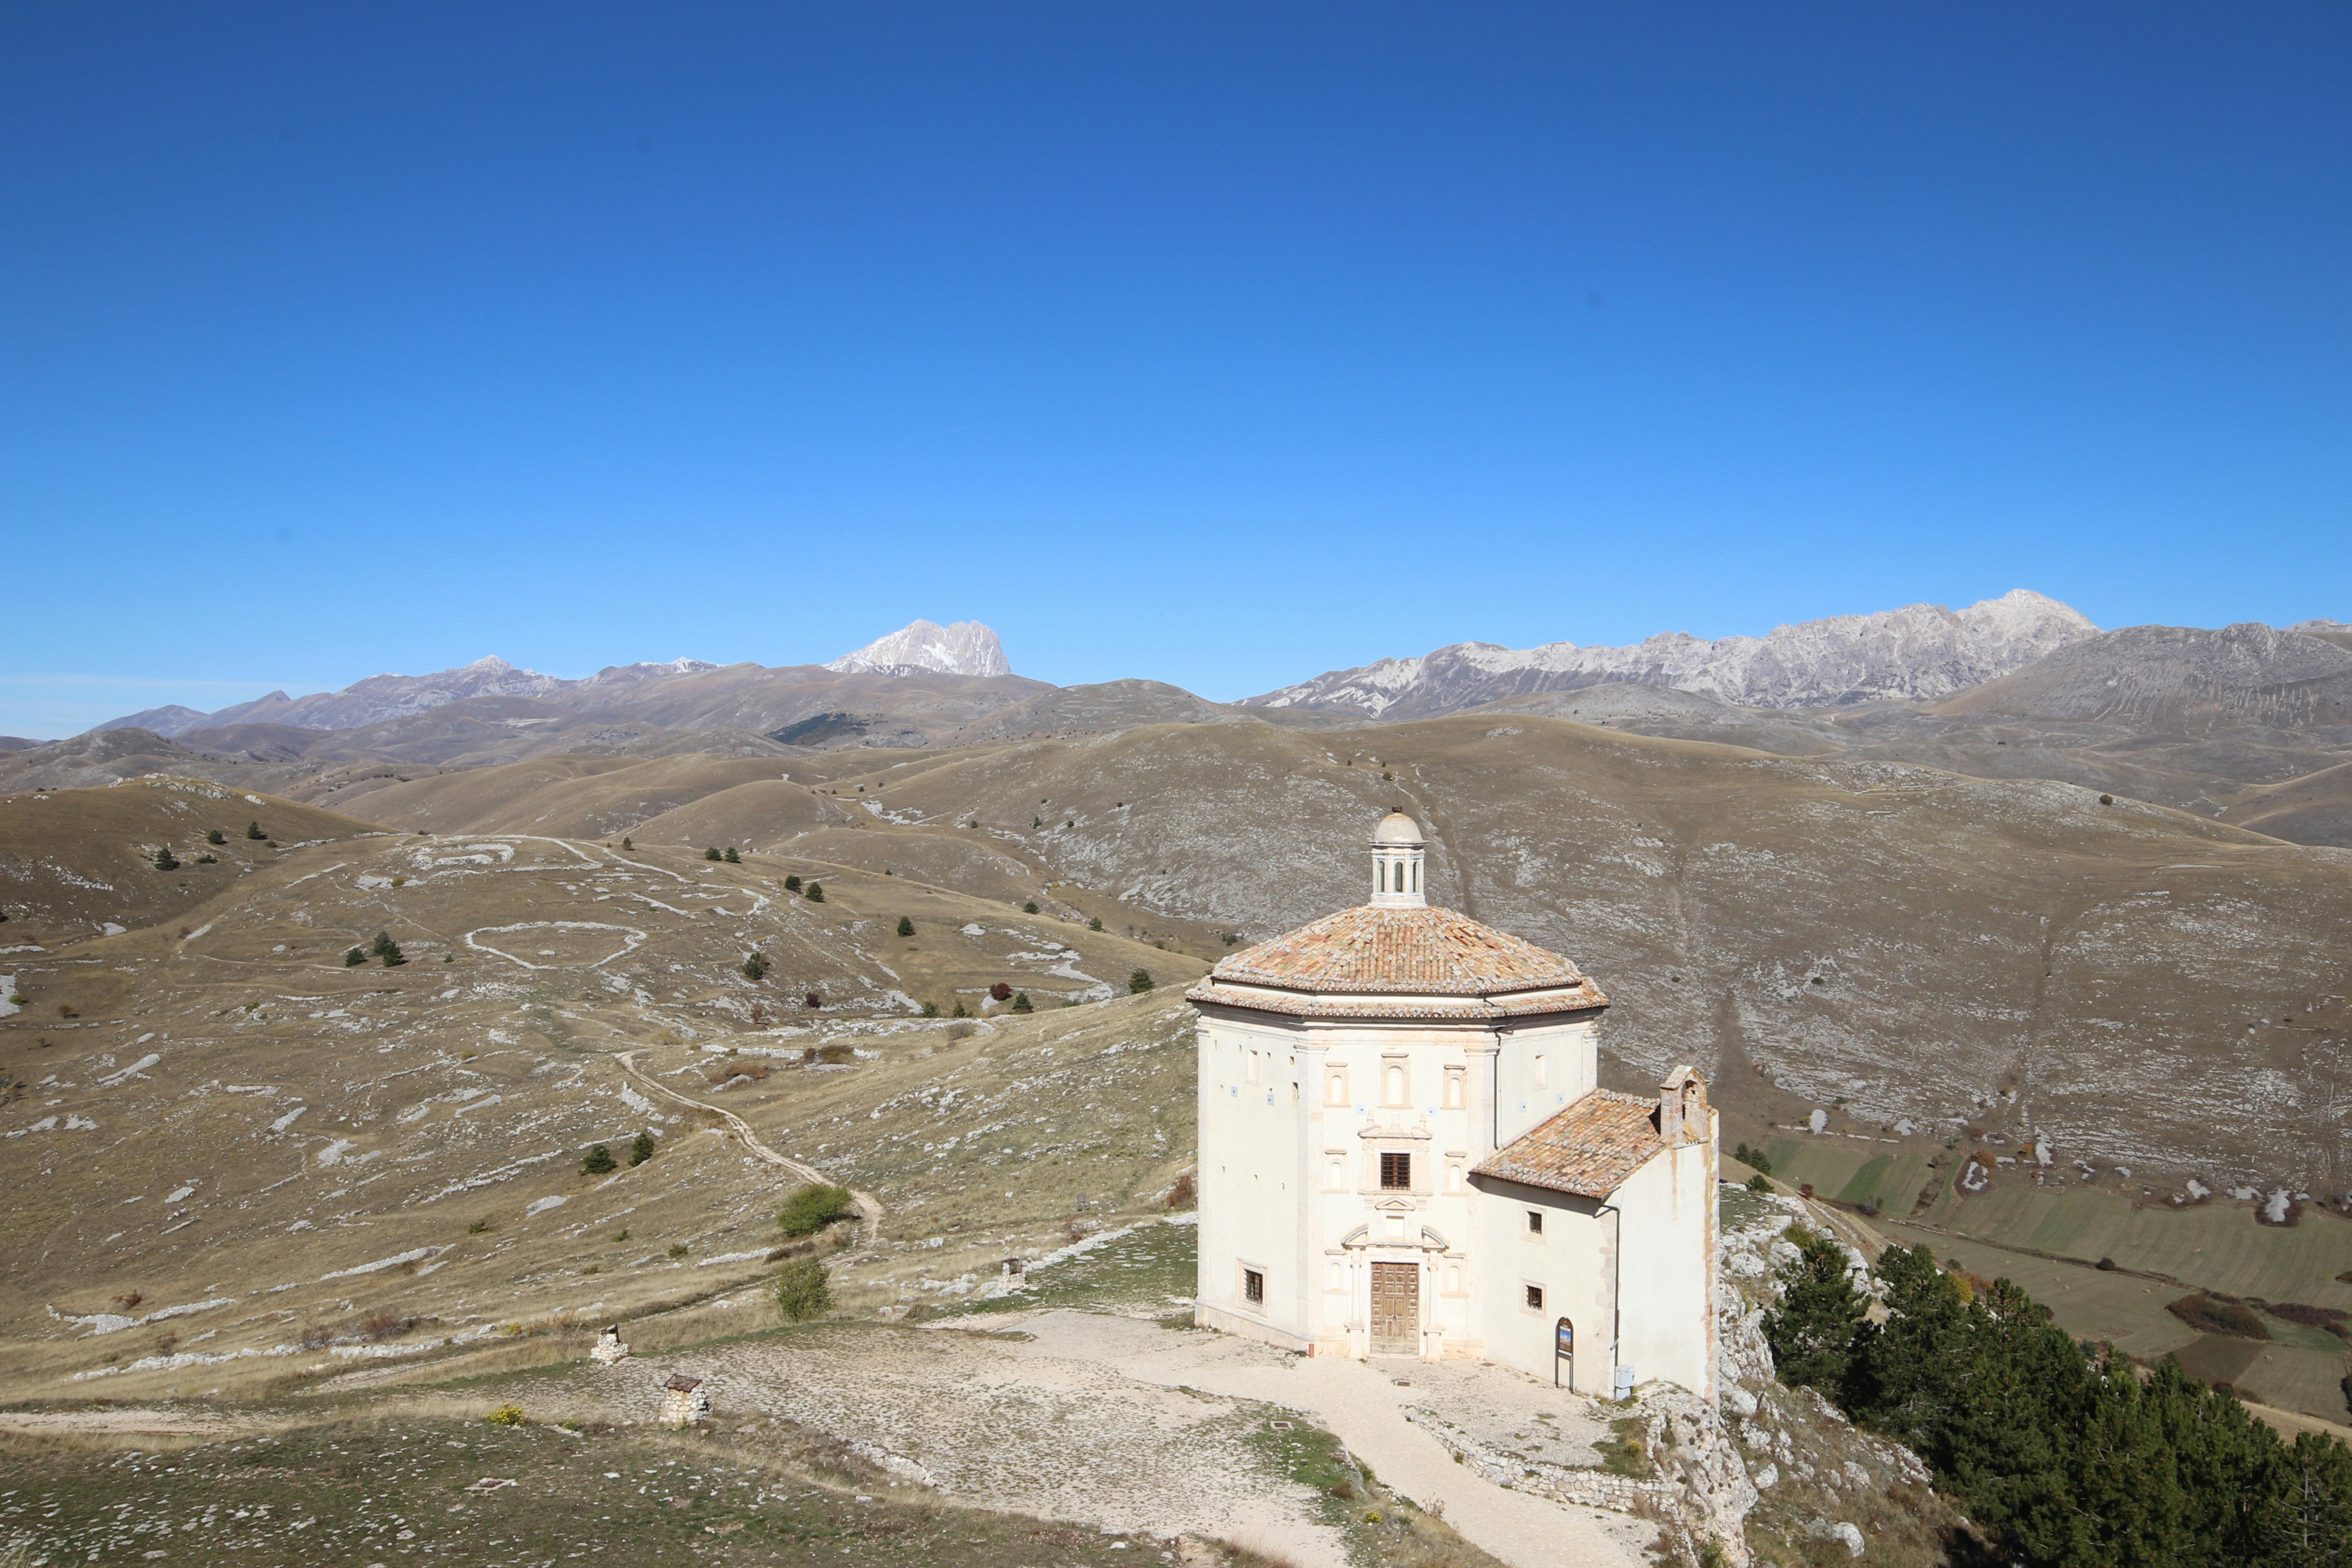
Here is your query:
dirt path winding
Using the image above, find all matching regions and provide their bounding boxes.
[612,1049,884,1244]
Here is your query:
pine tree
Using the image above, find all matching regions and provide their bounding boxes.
[724,847,740,863]
[581,1143,617,1175]
[629,1129,656,1167]
[805,882,823,902]
[1011,991,1032,1013]
[704,846,722,861]
[1761,1226,1868,1395]
[740,953,768,981]
[246,820,265,839]
[370,931,396,958]
[205,828,227,845]
[344,947,366,966]
[1022,900,1038,914]
[1088,916,1104,932]
[784,875,802,892]
[1128,968,1155,994]
[379,940,407,967]
[153,845,179,871]
[621,836,633,851]
[896,916,914,937]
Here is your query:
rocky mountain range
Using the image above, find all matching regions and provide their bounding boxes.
[93,621,1013,740]
[1243,588,2098,717]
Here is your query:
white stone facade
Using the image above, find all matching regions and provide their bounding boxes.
[1191,812,1718,1402]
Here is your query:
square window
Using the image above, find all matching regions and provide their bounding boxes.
[1525,1284,1544,1312]
[1243,1268,1265,1305]
[1379,1151,1412,1190]
[1527,1209,1544,1236]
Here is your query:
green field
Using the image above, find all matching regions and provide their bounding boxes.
[1885,1220,2352,1424]
[1748,1128,2352,1426]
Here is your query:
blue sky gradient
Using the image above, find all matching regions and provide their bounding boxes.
[4,3,2347,735]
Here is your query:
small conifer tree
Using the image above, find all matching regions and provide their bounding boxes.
[920,1000,939,1017]
[951,1001,969,1018]
[369,931,396,958]
[246,820,265,840]
[379,940,407,967]
[784,874,802,892]
[724,846,740,863]
[1128,968,1155,994]
[153,845,179,871]
[1088,916,1104,932]
[621,836,633,851]
[740,952,768,981]
[1022,900,1038,914]
[704,846,722,861]
[896,916,914,937]
[343,946,366,966]
[805,882,824,902]
[628,1129,656,1166]
[581,1143,617,1175]
[205,828,226,845]
[1011,991,1032,1013]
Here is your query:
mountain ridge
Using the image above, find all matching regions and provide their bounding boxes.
[1243,589,2097,717]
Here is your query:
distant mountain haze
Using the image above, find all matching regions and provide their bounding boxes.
[1244,589,2099,717]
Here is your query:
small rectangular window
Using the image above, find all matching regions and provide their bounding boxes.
[1534,1053,1548,1089]
[1246,1048,1259,1083]
[1527,1209,1544,1236]
[1243,1268,1265,1305]
[1525,1284,1544,1312]
[1380,1151,1412,1190]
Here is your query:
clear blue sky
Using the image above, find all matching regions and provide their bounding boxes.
[4,3,2347,736]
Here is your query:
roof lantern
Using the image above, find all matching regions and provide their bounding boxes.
[1368,809,1427,908]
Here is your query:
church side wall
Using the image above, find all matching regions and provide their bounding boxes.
[1612,1118,1719,1400]
[1470,1179,1615,1393]
[1490,1018,1598,1150]
[1194,1014,1310,1349]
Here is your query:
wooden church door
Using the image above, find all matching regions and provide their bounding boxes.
[1369,1261,1418,1354]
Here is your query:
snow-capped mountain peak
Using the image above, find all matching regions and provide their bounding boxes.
[825,620,1011,678]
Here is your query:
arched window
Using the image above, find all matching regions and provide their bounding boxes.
[1411,861,1420,892]
[1377,861,1387,893]
[1386,1063,1406,1104]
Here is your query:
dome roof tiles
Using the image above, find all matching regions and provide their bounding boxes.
[1197,904,1595,1002]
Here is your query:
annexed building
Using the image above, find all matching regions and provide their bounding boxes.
[1188,810,1717,1399]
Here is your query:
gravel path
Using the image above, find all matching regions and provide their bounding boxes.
[613,1047,885,1242]
[990,1312,1653,1568]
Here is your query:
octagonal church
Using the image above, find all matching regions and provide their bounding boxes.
[1187,810,1718,1400]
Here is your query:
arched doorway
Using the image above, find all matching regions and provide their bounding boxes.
[1553,1317,1574,1389]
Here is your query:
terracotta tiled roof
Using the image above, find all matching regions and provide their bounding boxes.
[1204,904,1590,996]
[1472,1089,1663,1199]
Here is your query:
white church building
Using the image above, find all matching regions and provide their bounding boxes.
[1188,810,1718,1399]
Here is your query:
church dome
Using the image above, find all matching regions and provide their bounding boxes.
[1370,809,1425,847]
[1189,904,1603,1020]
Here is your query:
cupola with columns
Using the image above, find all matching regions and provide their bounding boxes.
[1368,808,1427,908]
